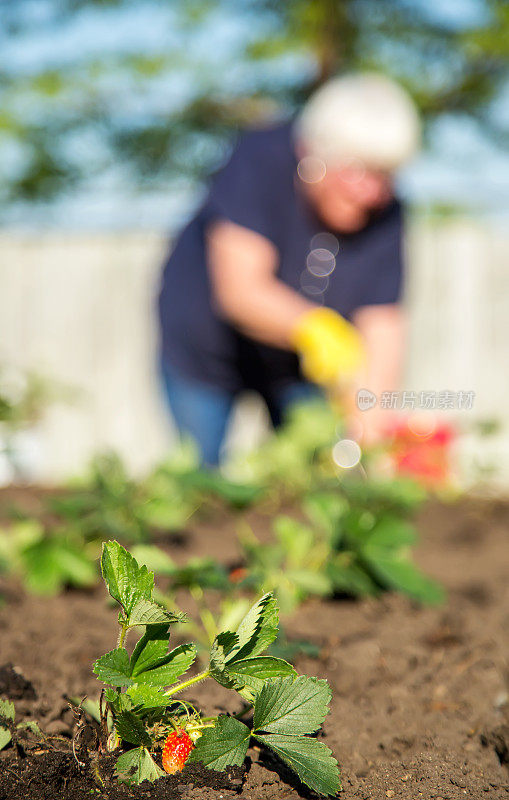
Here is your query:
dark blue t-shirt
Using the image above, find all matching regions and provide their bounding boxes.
[158,122,403,395]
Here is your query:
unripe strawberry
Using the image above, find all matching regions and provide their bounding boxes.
[162,729,194,775]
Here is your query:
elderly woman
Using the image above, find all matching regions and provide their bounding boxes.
[158,73,420,464]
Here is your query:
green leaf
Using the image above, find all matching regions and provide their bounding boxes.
[177,469,262,508]
[134,643,196,687]
[229,593,279,663]
[93,648,132,687]
[363,554,445,605]
[365,518,416,549]
[188,716,250,770]
[130,545,177,576]
[0,698,15,722]
[115,746,165,785]
[103,687,118,704]
[107,692,133,714]
[253,675,331,735]
[21,536,97,595]
[286,568,332,596]
[304,492,347,541]
[169,559,230,591]
[255,734,341,796]
[101,541,153,615]
[0,727,11,750]
[130,624,170,676]
[136,498,193,531]
[216,598,251,634]
[114,711,151,747]
[16,719,43,737]
[0,698,14,750]
[125,684,173,709]
[126,599,183,628]
[327,558,379,597]
[210,632,240,688]
[224,656,296,698]
[273,516,315,566]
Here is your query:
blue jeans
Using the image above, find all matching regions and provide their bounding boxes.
[161,360,321,466]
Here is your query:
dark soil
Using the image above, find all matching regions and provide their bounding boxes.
[1,494,509,799]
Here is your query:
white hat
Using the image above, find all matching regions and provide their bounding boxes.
[296,73,421,172]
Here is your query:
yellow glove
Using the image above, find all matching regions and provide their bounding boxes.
[291,307,366,386]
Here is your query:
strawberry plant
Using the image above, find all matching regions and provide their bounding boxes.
[92,541,341,796]
[230,399,341,498]
[130,543,251,651]
[47,453,197,543]
[46,449,262,548]
[0,698,44,751]
[0,519,97,595]
[0,698,14,751]
[239,515,334,614]
[304,490,444,604]
[131,542,322,663]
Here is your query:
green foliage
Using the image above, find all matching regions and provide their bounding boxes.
[100,540,184,632]
[93,541,340,795]
[114,746,165,784]
[0,369,53,430]
[0,368,59,482]
[240,517,333,614]
[252,675,331,734]
[0,520,97,595]
[94,648,132,687]
[44,450,261,547]
[235,460,442,610]
[0,398,441,617]
[233,400,340,495]
[188,716,250,770]
[119,404,442,658]
[173,468,263,509]
[254,733,341,797]
[1,1,507,206]
[209,594,294,698]
[47,453,197,543]
[302,483,443,605]
[191,675,340,796]
[0,698,43,752]
[0,698,15,750]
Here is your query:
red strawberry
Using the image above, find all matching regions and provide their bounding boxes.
[162,729,194,775]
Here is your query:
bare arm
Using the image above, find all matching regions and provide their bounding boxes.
[353,303,406,396]
[207,219,406,443]
[206,220,313,348]
[349,303,407,442]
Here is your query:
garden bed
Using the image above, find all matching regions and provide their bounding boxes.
[0,494,508,799]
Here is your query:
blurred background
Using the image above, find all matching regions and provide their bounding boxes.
[0,0,508,484]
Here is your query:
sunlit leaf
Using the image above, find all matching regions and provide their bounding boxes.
[188,716,250,770]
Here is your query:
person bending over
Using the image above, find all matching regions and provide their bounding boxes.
[158,73,420,465]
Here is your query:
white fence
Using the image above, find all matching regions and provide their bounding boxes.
[1,219,508,484]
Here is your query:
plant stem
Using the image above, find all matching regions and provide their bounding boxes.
[164,670,210,697]
[186,722,215,731]
[117,621,128,648]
